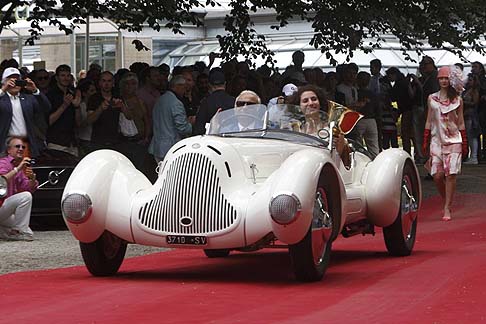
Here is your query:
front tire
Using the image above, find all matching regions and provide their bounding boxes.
[80,231,127,276]
[289,186,333,282]
[383,162,419,256]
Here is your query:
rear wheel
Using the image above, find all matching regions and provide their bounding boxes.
[80,231,127,276]
[204,249,230,258]
[383,163,419,256]
[289,186,333,282]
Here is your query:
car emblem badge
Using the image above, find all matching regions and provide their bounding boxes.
[48,171,60,185]
[180,216,192,227]
[192,143,201,149]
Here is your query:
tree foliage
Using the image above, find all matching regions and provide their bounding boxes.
[1,0,485,67]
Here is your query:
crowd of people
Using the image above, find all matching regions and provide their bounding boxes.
[0,51,484,240]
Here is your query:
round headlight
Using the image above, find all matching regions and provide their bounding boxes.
[62,193,92,223]
[0,176,7,198]
[269,194,301,225]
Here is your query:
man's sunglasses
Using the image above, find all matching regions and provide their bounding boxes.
[236,101,257,107]
[13,144,26,149]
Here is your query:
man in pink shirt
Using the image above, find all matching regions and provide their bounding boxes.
[0,136,38,241]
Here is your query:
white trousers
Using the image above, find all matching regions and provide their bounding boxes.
[0,192,33,234]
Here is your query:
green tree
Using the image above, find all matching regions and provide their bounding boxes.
[1,0,485,66]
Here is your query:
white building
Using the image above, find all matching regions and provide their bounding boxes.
[1,8,485,75]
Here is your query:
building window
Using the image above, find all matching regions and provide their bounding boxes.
[76,36,117,73]
[152,39,187,66]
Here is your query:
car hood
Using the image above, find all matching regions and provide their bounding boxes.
[170,135,325,181]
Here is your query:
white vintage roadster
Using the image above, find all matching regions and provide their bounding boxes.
[61,104,421,281]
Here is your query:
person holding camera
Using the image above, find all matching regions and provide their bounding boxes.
[0,67,47,158]
[87,71,129,152]
[0,136,38,241]
[46,64,81,156]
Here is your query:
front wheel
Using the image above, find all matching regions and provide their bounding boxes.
[80,231,127,276]
[383,162,419,256]
[289,187,333,282]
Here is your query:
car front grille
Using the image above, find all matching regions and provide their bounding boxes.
[138,153,238,234]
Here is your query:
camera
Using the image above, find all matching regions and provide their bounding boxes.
[66,88,75,96]
[26,159,36,166]
[14,79,27,87]
[107,99,115,109]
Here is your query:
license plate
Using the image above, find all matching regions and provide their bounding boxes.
[166,235,207,246]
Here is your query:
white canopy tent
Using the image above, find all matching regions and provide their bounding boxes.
[160,35,486,74]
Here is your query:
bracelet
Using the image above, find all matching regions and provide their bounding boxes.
[13,167,18,174]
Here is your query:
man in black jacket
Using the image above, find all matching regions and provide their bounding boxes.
[0,67,50,157]
[194,68,235,135]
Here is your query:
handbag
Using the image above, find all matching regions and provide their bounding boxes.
[119,112,138,137]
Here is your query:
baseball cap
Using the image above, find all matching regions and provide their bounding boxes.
[2,67,20,84]
[209,68,225,85]
[282,83,297,96]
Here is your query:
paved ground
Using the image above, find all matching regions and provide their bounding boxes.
[1,191,485,323]
[0,162,484,275]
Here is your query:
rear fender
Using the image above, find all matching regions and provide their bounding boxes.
[364,148,421,227]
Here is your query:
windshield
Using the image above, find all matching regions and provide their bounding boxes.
[208,104,330,148]
[208,104,267,134]
[267,104,329,135]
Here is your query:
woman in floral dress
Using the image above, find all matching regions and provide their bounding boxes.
[423,66,467,221]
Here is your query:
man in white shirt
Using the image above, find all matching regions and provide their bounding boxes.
[0,67,47,157]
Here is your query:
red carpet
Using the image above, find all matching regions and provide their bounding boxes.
[1,194,486,323]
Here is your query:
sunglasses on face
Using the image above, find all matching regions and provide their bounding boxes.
[236,101,257,107]
[13,144,26,149]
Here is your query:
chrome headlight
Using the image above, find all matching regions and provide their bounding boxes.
[0,176,7,198]
[269,194,302,225]
[61,193,92,223]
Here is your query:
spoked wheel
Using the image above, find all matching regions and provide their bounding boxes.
[289,187,333,282]
[80,231,127,276]
[204,249,230,258]
[383,163,419,256]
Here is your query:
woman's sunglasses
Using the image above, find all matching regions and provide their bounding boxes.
[13,144,26,149]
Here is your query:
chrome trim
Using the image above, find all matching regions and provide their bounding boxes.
[312,188,332,266]
[269,192,302,211]
[250,163,257,184]
[37,168,67,189]
[401,176,418,241]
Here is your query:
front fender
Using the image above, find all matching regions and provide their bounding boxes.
[249,148,345,245]
[364,148,421,227]
[62,150,152,243]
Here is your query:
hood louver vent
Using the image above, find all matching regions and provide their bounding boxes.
[139,153,238,234]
